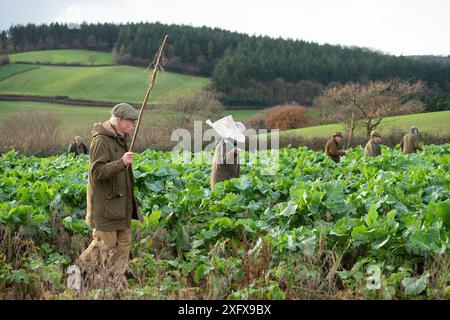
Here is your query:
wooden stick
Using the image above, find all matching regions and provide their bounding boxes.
[129,35,169,152]
[346,112,355,149]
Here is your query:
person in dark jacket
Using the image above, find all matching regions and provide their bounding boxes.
[68,136,89,156]
[75,103,143,287]
[364,130,382,157]
[324,132,349,163]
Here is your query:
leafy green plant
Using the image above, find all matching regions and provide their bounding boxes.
[0,144,448,299]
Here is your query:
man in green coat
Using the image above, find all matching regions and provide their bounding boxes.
[364,130,382,157]
[324,132,348,163]
[400,126,422,154]
[77,103,143,283]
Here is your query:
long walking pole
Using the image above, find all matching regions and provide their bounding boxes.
[129,35,169,152]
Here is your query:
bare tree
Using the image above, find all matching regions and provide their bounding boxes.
[167,91,224,129]
[137,91,224,150]
[314,80,426,137]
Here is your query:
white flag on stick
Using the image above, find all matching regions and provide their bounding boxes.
[206,115,246,143]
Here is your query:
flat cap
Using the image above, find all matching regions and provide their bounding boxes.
[370,130,381,137]
[333,132,343,138]
[410,126,419,133]
[111,103,139,120]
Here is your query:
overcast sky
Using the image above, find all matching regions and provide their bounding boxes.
[1,0,449,56]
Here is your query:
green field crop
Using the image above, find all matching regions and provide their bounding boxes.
[0,144,448,299]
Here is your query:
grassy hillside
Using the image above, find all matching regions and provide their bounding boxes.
[280,110,450,138]
[220,109,258,121]
[0,101,255,133]
[1,50,255,115]
[9,49,114,65]
[1,100,447,138]
[0,64,39,81]
[0,101,111,133]
[0,64,210,104]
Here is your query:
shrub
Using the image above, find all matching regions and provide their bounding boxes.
[0,54,9,66]
[243,112,268,130]
[0,112,63,155]
[266,105,309,130]
[112,48,133,65]
[243,105,290,130]
[132,57,151,68]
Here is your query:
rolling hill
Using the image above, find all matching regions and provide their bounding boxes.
[0,63,210,104]
[1,50,448,141]
[9,49,114,65]
[0,64,39,82]
[0,49,253,130]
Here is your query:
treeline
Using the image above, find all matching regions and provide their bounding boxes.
[1,23,120,52]
[114,23,242,75]
[1,22,450,106]
[212,37,450,105]
[0,22,243,75]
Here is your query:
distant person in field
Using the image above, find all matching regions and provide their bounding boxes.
[68,136,89,156]
[207,116,246,189]
[400,126,422,154]
[364,130,382,157]
[73,103,143,288]
[324,132,349,163]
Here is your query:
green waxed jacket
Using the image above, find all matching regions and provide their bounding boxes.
[211,139,240,189]
[85,122,143,231]
[400,132,422,154]
[364,139,381,157]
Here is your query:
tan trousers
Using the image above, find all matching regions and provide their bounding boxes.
[78,229,132,275]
